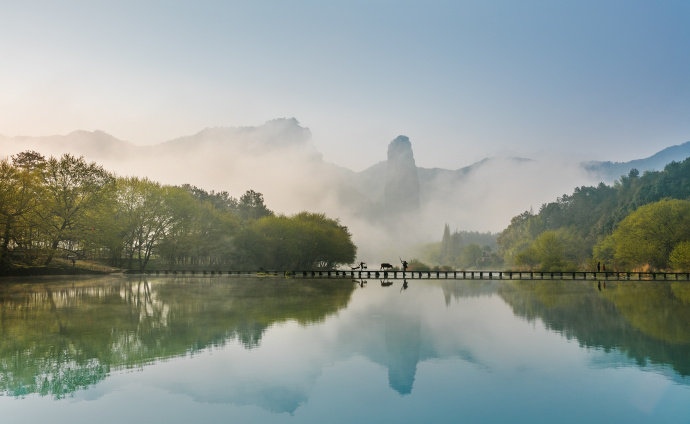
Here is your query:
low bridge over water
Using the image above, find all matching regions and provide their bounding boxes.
[134,269,690,281]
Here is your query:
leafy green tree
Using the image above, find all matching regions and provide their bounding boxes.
[670,242,690,271]
[237,189,273,221]
[159,192,239,269]
[39,154,114,264]
[500,158,690,270]
[0,159,43,265]
[532,231,569,271]
[107,177,186,271]
[407,258,431,271]
[597,199,690,270]
[459,244,483,268]
[0,151,356,273]
[237,212,355,269]
[514,231,576,271]
[514,246,539,270]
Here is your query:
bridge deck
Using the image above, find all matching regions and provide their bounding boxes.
[133,269,690,281]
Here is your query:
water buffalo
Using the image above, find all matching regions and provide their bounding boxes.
[380,262,393,270]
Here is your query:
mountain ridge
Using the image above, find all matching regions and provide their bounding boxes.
[584,141,690,182]
[2,121,687,183]
[2,120,689,243]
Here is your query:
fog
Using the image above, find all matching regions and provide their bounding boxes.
[0,119,601,263]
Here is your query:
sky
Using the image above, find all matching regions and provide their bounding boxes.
[1,0,689,171]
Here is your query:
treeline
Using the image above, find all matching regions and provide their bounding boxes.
[498,158,690,271]
[419,225,502,269]
[0,151,356,272]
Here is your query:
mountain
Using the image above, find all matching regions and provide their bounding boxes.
[583,141,690,182]
[383,135,420,214]
[2,120,690,256]
[0,129,136,160]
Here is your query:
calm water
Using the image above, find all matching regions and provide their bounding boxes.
[1,276,690,423]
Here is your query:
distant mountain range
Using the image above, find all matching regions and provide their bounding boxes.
[1,119,689,247]
[583,141,690,182]
[2,119,686,187]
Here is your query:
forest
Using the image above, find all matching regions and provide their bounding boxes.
[0,151,356,273]
[414,226,502,270]
[497,158,690,271]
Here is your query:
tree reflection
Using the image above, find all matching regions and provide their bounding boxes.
[0,277,354,398]
[499,280,690,377]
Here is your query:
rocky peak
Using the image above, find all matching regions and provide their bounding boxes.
[384,135,420,214]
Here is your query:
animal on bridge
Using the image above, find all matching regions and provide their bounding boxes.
[380,262,394,270]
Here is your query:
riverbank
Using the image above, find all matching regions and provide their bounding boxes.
[0,258,119,277]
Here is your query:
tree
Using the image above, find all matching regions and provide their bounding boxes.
[598,199,690,270]
[237,212,356,269]
[113,177,183,271]
[459,244,482,269]
[237,189,273,221]
[440,223,451,263]
[514,231,575,271]
[500,158,690,270]
[0,159,43,265]
[669,242,690,271]
[38,154,115,264]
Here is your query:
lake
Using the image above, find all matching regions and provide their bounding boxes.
[1,276,689,423]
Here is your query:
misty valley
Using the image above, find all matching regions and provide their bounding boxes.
[2,123,690,424]
[2,120,690,275]
[4,2,690,422]
[1,121,690,424]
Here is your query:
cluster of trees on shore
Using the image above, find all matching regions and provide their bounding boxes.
[497,158,690,271]
[0,151,356,272]
[417,226,502,270]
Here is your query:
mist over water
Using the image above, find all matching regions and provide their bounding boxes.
[0,119,600,262]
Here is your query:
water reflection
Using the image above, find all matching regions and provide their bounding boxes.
[0,277,354,399]
[1,277,689,417]
[499,280,690,378]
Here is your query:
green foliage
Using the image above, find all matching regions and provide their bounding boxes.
[407,258,431,271]
[424,225,501,269]
[596,199,690,270]
[0,156,43,266]
[237,212,356,269]
[238,189,273,220]
[500,158,690,270]
[40,154,115,264]
[0,151,357,273]
[670,242,690,271]
[514,230,578,271]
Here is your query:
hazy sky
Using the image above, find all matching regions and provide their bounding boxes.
[1,0,689,170]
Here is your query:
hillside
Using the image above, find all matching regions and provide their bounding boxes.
[584,141,690,183]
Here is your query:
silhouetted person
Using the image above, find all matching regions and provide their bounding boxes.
[602,264,606,271]
[401,259,408,273]
[597,262,601,272]
[360,261,367,270]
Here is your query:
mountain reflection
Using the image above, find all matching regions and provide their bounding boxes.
[1,276,689,412]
